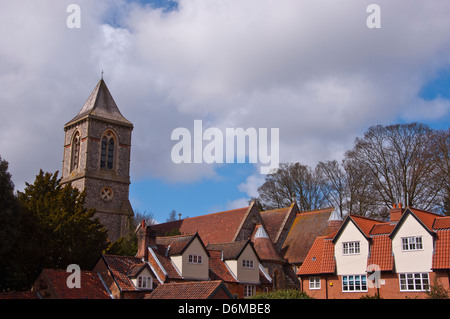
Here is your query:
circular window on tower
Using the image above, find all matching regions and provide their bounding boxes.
[100,187,114,202]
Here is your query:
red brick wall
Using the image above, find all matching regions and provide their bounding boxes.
[300,271,450,299]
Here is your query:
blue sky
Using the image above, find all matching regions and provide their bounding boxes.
[0,0,449,224]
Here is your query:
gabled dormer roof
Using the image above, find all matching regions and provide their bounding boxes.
[155,233,210,257]
[332,214,384,243]
[206,239,260,263]
[65,79,133,128]
[389,208,441,239]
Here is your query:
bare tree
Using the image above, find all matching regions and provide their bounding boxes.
[257,162,330,211]
[344,123,441,211]
[317,160,347,218]
[429,128,450,215]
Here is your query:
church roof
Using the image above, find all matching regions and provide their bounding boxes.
[65,79,133,128]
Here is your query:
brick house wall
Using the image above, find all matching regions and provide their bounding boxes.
[300,271,450,299]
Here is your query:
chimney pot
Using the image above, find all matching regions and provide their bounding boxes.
[390,203,404,223]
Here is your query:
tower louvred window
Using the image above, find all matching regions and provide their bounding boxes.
[100,132,115,169]
[71,132,80,171]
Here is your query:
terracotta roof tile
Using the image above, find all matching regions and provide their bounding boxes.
[409,208,442,232]
[370,223,395,235]
[102,255,144,291]
[39,269,111,299]
[367,235,394,271]
[350,215,384,237]
[432,229,450,269]
[146,280,231,299]
[433,216,450,230]
[208,250,238,283]
[152,206,250,244]
[297,236,335,275]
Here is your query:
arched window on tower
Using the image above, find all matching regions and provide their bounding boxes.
[100,132,115,169]
[71,132,80,172]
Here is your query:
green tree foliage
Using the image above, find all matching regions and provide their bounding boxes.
[17,170,108,270]
[250,289,313,299]
[0,156,31,291]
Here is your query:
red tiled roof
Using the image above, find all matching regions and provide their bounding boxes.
[0,291,38,299]
[156,234,200,256]
[38,269,111,299]
[297,236,335,275]
[433,229,450,269]
[251,225,284,262]
[409,208,442,232]
[370,223,395,235]
[367,235,393,271]
[152,206,251,244]
[350,215,384,237]
[433,216,450,230]
[149,245,183,281]
[146,280,231,299]
[102,255,145,291]
[208,250,238,283]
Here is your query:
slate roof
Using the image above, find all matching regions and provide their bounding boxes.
[65,79,132,127]
[146,280,232,299]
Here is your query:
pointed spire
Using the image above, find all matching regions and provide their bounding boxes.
[65,78,132,128]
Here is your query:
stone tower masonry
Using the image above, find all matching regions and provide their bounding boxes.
[61,78,134,241]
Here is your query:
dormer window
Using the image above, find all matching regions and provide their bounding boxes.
[100,132,115,169]
[188,254,203,264]
[137,275,153,289]
[242,260,254,268]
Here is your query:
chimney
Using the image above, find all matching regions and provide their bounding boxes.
[390,203,404,223]
[136,220,157,260]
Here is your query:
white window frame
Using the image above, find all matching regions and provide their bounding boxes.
[309,276,321,290]
[188,254,203,264]
[242,259,254,269]
[342,241,360,255]
[244,285,256,298]
[342,275,367,292]
[401,236,423,251]
[137,275,153,289]
[399,273,430,291]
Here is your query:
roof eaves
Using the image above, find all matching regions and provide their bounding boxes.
[332,215,371,244]
[101,255,123,293]
[389,208,436,239]
[148,247,168,279]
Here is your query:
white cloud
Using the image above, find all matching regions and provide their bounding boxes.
[1,0,450,192]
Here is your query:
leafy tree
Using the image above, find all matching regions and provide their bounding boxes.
[0,156,31,291]
[17,170,108,270]
[250,289,313,299]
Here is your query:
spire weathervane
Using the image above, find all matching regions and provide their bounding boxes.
[101,70,104,80]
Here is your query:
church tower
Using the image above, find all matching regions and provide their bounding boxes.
[61,78,134,241]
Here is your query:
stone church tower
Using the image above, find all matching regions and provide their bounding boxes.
[61,78,134,241]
